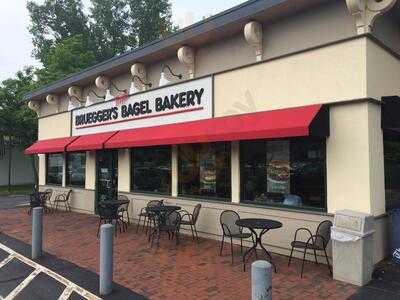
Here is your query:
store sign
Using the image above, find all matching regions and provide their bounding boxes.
[72,76,213,136]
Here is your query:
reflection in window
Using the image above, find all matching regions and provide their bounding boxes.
[240,138,326,211]
[66,152,86,187]
[46,154,63,186]
[131,146,171,194]
[384,134,400,210]
[178,143,231,200]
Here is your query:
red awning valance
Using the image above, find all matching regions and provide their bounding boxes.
[66,132,117,152]
[105,104,329,149]
[25,136,79,155]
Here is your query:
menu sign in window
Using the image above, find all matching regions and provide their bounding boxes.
[72,76,213,136]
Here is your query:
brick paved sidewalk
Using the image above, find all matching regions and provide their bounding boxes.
[0,208,357,299]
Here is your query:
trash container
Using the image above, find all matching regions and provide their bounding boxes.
[390,209,400,254]
[331,210,375,286]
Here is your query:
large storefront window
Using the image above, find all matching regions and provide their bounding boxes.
[178,142,231,200]
[240,138,326,211]
[384,134,400,210]
[46,154,63,185]
[131,146,171,194]
[66,152,86,187]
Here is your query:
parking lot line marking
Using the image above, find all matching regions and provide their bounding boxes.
[5,269,41,300]
[0,243,101,300]
[58,286,74,300]
[0,255,14,269]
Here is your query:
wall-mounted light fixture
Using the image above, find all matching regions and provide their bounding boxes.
[130,75,152,94]
[159,64,183,87]
[85,89,105,107]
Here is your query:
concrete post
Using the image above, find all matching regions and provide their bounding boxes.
[32,207,43,259]
[252,260,272,300]
[100,224,114,296]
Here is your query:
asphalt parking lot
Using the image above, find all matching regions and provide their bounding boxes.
[0,195,29,210]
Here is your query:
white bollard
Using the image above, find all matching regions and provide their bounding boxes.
[252,260,272,300]
[32,207,43,259]
[100,224,114,296]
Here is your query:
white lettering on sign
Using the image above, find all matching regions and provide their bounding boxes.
[72,76,213,136]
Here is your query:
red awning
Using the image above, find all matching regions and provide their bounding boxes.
[66,131,117,152]
[104,105,329,149]
[25,136,79,155]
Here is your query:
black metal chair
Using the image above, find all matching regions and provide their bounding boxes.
[151,210,182,248]
[28,191,46,215]
[96,202,122,237]
[136,200,163,233]
[219,210,252,264]
[43,189,53,213]
[53,189,72,212]
[117,195,130,231]
[288,220,333,277]
[180,204,202,242]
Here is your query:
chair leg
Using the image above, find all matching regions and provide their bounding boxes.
[96,219,102,237]
[288,246,294,266]
[193,224,199,242]
[301,246,308,278]
[219,234,225,256]
[136,215,142,233]
[240,238,243,254]
[190,224,195,240]
[313,248,318,265]
[324,248,332,275]
[230,236,234,265]
[126,211,130,225]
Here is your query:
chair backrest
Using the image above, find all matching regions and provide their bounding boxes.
[118,195,130,210]
[166,211,181,229]
[44,189,53,201]
[65,189,72,199]
[315,220,333,249]
[192,204,202,224]
[98,203,118,219]
[220,210,241,236]
[147,200,163,208]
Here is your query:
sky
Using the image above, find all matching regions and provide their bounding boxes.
[0,0,246,82]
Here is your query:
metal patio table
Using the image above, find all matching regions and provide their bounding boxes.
[235,218,283,272]
[147,205,181,243]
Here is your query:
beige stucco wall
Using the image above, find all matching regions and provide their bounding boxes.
[118,149,130,192]
[85,151,96,190]
[366,38,400,100]
[38,154,46,185]
[38,112,71,140]
[214,38,367,116]
[326,102,385,216]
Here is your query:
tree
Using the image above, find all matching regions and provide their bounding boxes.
[27,0,91,63]
[0,68,37,191]
[35,35,97,84]
[89,0,136,61]
[129,0,176,46]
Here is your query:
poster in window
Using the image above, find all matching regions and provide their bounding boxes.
[266,141,290,194]
[199,152,216,194]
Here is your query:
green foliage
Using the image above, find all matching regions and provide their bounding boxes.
[0,68,37,146]
[27,0,90,63]
[36,35,97,84]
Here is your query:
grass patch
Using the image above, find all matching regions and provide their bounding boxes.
[0,184,34,196]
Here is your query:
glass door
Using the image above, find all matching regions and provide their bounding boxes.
[96,150,118,211]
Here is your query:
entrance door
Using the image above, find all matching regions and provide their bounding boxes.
[96,150,118,209]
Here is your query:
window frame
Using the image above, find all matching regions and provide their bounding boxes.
[130,146,172,196]
[46,153,64,186]
[239,137,327,212]
[65,152,86,188]
[178,142,231,201]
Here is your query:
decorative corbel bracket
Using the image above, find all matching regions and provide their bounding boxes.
[346,0,397,34]
[28,100,40,117]
[46,94,59,113]
[177,46,195,79]
[244,21,263,62]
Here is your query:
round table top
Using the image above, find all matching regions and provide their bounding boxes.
[99,199,129,207]
[147,205,181,213]
[236,218,283,230]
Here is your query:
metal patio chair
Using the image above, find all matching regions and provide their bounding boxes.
[43,189,53,213]
[219,210,252,264]
[179,204,202,242]
[96,202,123,237]
[52,189,72,213]
[288,220,333,277]
[117,195,130,231]
[151,210,182,248]
[136,200,163,233]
